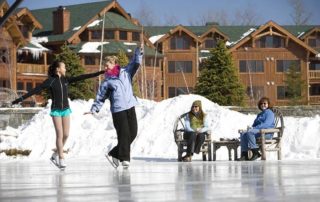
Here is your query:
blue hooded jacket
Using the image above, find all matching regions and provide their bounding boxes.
[91,48,142,113]
[252,108,275,129]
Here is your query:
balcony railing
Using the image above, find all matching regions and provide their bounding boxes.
[309,71,320,79]
[17,63,48,75]
[309,96,320,104]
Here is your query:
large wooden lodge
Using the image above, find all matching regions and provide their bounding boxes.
[1,0,320,106]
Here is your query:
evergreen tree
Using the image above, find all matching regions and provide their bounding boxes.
[55,44,95,100]
[195,40,245,106]
[284,62,306,105]
[116,49,141,97]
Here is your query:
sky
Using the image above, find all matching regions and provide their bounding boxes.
[1,94,320,161]
[6,0,320,25]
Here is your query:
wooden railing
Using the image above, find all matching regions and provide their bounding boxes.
[309,96,320,104]
[17,63,48,75]
[309,71,320,79]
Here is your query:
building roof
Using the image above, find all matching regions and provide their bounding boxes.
[31,1,113,42]
[145,24,319,45]
[69,41,161,57]
[88,11,140,31]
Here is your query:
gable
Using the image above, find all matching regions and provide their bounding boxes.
[229,21,318,55]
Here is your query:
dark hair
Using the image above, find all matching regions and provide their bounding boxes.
[48,60,62,76]
[257,97,273,111]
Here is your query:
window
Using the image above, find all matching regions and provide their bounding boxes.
[309,84,320,96]
[276,60,300,72]
[204,39,217,49]
[277,86,289,100]
[170,36,190,50]
[85,56,96,65]
[309,62,320,70]
[0,80,9,88]
[0,49,8,63]
[17,82,24,90]
[19,25,29,38]
[132,32,140,41]
[256,35,284,48]
[104,30,115,39]
[239,60,264,72]
[246,86,264,100]
[119,31,127,40]
[308,37,320,47]
[91,30,102,40]
[26,82,33,92]
[145,57,159,67]
[168,87,193,98]
[168,61,192,73]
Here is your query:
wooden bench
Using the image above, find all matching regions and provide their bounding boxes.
[238,108,284,160]
[173,112,212,161]
[212,139,240,161]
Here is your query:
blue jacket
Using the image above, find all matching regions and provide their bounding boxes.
[91,48,142,113]
[252,108,275,129]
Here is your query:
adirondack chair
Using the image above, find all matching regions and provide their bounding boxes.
[239,108,284,160]
[173,112,212,161]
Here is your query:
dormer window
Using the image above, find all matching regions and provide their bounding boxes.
[170,35,190,50]
[91,30,102,40]
[308,33,320,47]
[204,39,217,49]
[105,30,115,40]
[119,31,127,40]
[256,35,284,48]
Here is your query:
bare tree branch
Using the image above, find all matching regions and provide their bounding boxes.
[288,0,312,25]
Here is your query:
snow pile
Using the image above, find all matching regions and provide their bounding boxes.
[1,94,320,161]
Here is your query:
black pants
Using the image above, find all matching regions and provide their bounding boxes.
[183,132,206,155]
[109,107,137,161]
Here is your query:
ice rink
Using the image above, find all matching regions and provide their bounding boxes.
[1,159,320,201]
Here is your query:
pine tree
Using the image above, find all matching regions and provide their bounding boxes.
[284,62,306,105]
[116,49,141,97]
[55,44,95,100]
[195,40,245,106]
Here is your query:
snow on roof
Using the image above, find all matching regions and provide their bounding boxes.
[72,26,82,31]
[200,50,210,53]
[87,19,102,27]
[297,32,305,38]
[149,34,165,44]
[316,53,320,58]
[79,42,109,53]
[227,28,256,47]
[123,42,137,46]
[18,37,50,60]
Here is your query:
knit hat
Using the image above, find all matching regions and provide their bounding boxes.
[192,100,202,108]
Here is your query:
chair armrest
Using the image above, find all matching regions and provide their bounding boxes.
[259,128,280,134]
[205,130,212,140]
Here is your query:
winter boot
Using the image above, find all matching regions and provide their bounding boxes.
[237,151,249,161]
[249,149,261,161]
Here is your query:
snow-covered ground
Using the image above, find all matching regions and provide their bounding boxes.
[1,94,320,160]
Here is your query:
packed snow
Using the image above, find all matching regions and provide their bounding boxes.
[1,94,320,161]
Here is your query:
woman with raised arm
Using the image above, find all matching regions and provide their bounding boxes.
[84,45,143,169]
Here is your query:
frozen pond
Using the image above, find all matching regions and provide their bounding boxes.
[1,158,320,201]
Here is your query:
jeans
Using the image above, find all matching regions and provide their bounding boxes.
[240,128,273,152]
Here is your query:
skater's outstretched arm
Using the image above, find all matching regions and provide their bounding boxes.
[67,70,105,84]
[11,78,53,105]
[87,79,110,114]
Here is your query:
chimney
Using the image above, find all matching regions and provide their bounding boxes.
[52,6,70,34]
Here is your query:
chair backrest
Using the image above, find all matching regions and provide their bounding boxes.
[173,112,188,134]
[271,108,284,137]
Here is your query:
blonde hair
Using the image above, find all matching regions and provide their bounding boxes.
[104,55,119,65]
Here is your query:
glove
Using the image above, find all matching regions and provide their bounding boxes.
[12,97,23,105]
